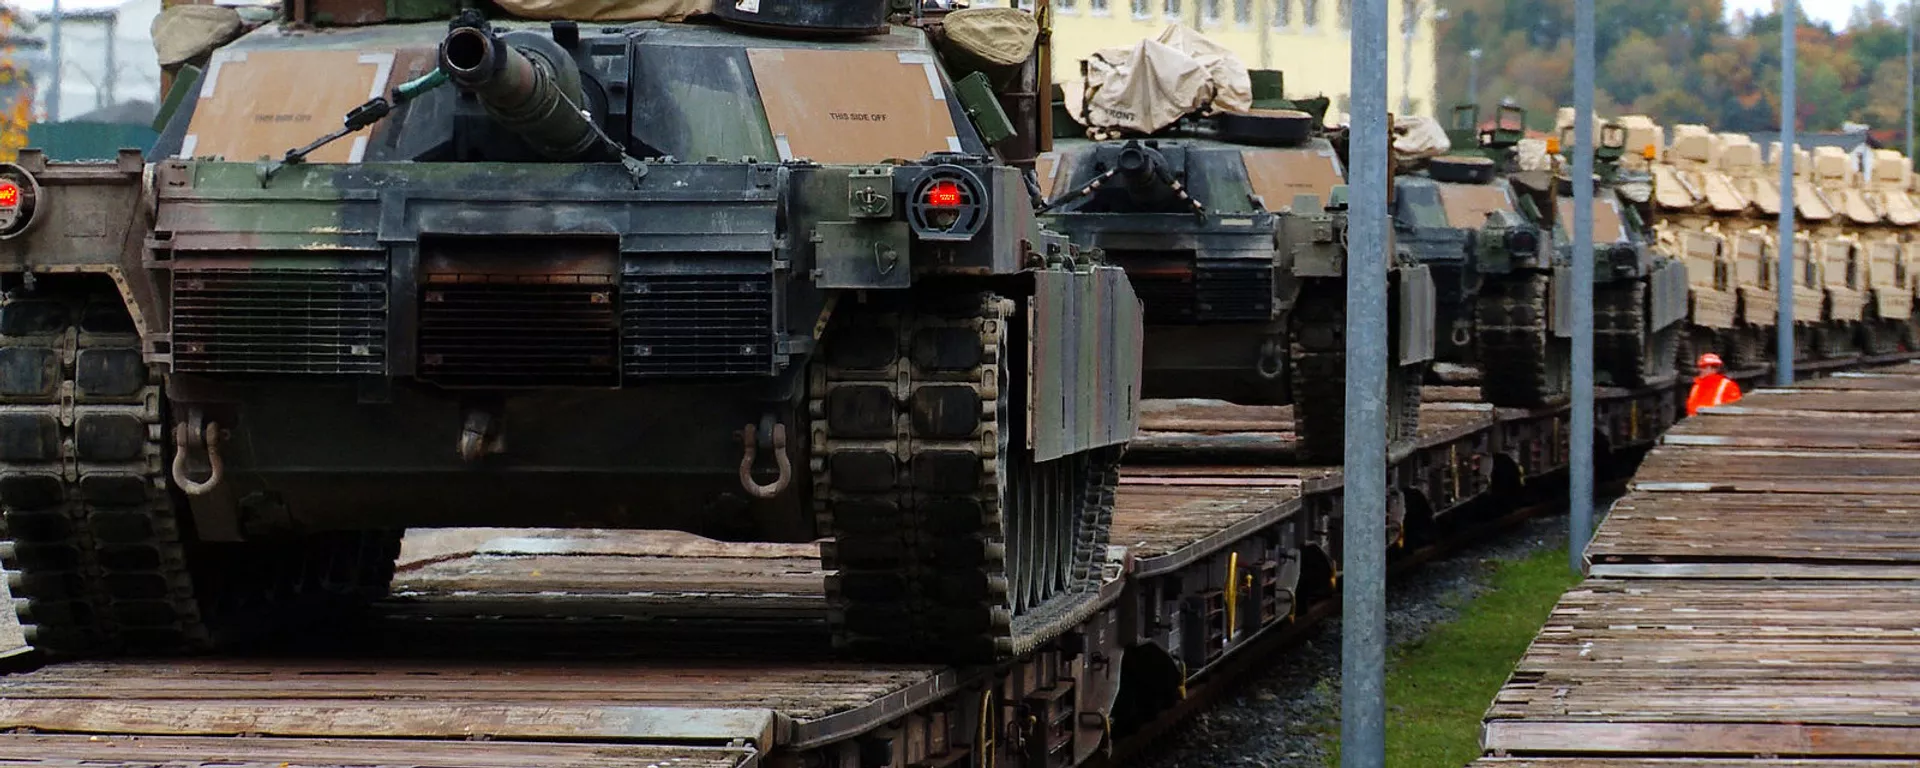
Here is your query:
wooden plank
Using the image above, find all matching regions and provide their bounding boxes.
[1588,492,1920,567]
[1472,760,1920,767]
[1483,579,1920,758]
[1483,721,1920,758]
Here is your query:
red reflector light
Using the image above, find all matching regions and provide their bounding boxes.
[925,179,963,208]
[0,182,19,208]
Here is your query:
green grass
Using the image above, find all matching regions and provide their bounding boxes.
[1323,545,1581,767]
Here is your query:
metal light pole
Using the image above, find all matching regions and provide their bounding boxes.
[1569,0,1595,574]
[1778,0,1797,385]
[1906,0,1913,162]
[1399,0,1419,115]
[46,0,61,123]
[1468,48,1482,106]
[1341,0,1389,764]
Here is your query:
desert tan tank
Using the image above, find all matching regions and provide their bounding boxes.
[1722,141,1823,363]
[1650,124,1756,366]
[1713,134,1784,354]
[1804,145,1873,357]
[1862,149,1918,352]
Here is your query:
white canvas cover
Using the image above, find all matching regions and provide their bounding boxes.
[1515,138,1553,173]
[493,0,704,22]
[151,5,243,68]
[942,8,1039,68]
[1074,25,1252,136]
[1393,115,1450,163]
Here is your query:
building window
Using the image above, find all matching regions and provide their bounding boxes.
[1133,0,1151,17]
[1234,0,1250,24]
[1090,0,1108,14]
[1056,0,1075,13]
[1301,0,1318,26]
[1337,0,1350,27]
[1164,0,1180,19]
[1202,0,1220,23]
[1273,0,1291,26]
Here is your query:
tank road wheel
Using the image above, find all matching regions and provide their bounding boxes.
[1288,281,1422,464]
[812,293,1120,662]
[1596,278,1678,388]
[1475,271,1570,407]
[0,284,402,657]
[1860,308,1900,356]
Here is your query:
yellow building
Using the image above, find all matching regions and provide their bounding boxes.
[1011,0,1439,119]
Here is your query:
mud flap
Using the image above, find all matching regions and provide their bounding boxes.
[1648,258,1691,331]
[1029,264,1143,462]
[1396,263,1436,366]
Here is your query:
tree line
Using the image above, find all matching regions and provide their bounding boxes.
[1436,0,1920,143]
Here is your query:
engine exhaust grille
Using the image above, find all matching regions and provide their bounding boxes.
[622,274,775,377]
[172,268,387,374]
[418,275,619,387]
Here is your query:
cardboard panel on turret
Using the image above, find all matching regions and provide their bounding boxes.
[1435,183,1511,229]
[1555,196,1626,244]
[1241,146,1343,212]
[746,49,962,164]
[180,49,398,163]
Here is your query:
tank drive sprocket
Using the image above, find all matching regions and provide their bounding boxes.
[811,292,1120,662]
[1287,281,1424,464]
[0,283,402,657]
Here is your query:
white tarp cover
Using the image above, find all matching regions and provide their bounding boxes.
[151,5,244,68]
[1515,138,1553,173]
[1075,25,1252,136]
[942,8,1039,68]
[1393,115,1450,163]
[493,0,704,22]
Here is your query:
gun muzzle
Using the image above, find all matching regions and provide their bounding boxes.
[441,26,614,162]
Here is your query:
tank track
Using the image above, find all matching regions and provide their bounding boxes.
[1475,271,1568,407]
[1289,281,1422,464]
[811,292,1120,663]
[0,287,401,657]
[1596,277,1677,387]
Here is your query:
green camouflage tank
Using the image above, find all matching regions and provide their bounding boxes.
[1041,77,1434,463]
[0,0,1142,664]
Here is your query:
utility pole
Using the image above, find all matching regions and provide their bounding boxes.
[46,0,61,123]
[102,10,117,110]
[1906,0,1913,162]
[1399,0,1418,115]
[1341,0,1388,764]
[1778,0,1797,385]
[1570,0,1595,574]
[1469,48,1482,107]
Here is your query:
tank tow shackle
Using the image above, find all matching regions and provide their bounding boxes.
[171,420,226,497]
[737,421,792,499]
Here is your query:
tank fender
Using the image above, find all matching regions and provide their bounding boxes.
[1028,263,1141,462]
[1648,257,1692,330]
[1396,262,1437,365]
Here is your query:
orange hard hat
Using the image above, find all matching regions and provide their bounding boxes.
[1697,353,1724,367]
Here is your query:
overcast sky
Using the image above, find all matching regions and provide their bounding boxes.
[1723,0,1882,29]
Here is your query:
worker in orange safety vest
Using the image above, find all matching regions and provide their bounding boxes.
[1685,352,1742,416]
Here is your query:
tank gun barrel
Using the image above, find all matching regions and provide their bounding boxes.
[441,24,618,162]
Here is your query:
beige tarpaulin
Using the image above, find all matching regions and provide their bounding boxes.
[942,8,1039,68]
[1515,138,1553,173]
[494,0,703,22]
[1075,25,1251,136]
[152,5,243,68]
[1393,115,1450,163]
[1153,25,1252,114]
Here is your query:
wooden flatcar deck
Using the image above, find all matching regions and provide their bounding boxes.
[1482,363,1920,762]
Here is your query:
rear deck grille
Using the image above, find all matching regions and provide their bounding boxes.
[418,277,619,387]
[172,268,387,374]
[622,274,775,377]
